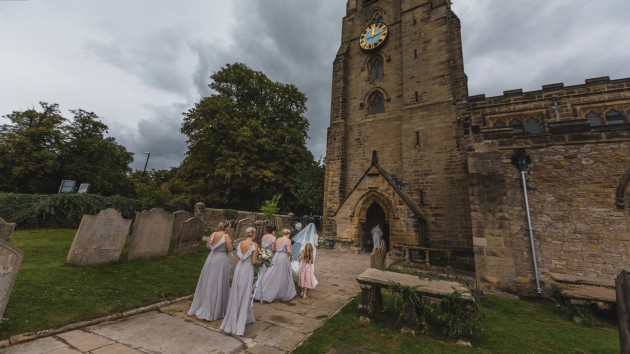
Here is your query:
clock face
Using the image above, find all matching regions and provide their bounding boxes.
[359,22,388,50]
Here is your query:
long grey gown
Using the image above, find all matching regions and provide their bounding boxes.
[254,238,296,302]
[187,233,230,321]
[220,243,256,336]
[257,235,276,286]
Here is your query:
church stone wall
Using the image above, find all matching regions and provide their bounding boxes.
[468,78,630,294]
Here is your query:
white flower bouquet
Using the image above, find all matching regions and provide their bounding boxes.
[258,248,272,268]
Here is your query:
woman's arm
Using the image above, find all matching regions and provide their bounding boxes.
[225,234,233,252]
[252,244,260,265]
[207,232,215,248]
[271,239,277,253]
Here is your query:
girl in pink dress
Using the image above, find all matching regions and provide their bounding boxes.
[298,243,318,299]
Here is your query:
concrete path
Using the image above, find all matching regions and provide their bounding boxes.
[2,250,369,354]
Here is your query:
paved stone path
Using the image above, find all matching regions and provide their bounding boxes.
[2,250,369,354]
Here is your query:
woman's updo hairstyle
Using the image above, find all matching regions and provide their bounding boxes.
[245,226,257,239]
[217,220,229,231]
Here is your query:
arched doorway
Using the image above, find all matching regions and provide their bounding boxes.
[362,202,389,252]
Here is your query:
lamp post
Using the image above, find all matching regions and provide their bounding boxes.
[142,152,151,176]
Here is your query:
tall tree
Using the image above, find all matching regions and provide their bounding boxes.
[176,63,313,211]
[58,109,135,196]
[0,102,66,193]
[0,103,135,195]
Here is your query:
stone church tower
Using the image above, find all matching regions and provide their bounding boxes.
[323,0,473,256]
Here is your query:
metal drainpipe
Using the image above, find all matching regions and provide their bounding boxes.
[511,149,543,296]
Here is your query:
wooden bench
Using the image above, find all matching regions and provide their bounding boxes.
[356,268,475,341]
[397,245,473,266]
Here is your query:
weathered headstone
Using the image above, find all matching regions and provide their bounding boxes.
[66,209,132,265]
[128,208,174,260]
[0,217,16,243]
[176,218,204,255]
[225,227,235,240]
[229,238,244,283]
[171,210,194,242]
[0,239,23,318]
[370,240,387,270]
[617,269,630,353]
[235,218,255,240]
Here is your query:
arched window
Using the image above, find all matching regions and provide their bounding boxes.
[368,56,383,81]
[525,117,542,134]
[492,121,506,128]
[586,111,602,126]
[606,109,624,125]
[369,92,385,115]
[371,10,383,23]
[510,118,524,134]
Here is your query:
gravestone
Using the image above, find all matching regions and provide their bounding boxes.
[370,240,387,270]
[225,227,235,240]
[617,270,630,353]
[176,218,204,255]
[235,218,254,240]
[0,217,16,243]
[66,209,132,265]
[229,238,244,283]
[171,210,194,242]
[128,208,174,260]
[0,239,23,318]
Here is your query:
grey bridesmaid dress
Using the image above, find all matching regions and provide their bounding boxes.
[220,243,256,335]
[257,235,276,285]
[188,233,230,321]
[254,238,296,302]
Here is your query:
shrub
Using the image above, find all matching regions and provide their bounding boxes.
[223,208,238,221]
[0,192,140,228]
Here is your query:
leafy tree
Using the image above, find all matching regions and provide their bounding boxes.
[290,157,324,216]
[130,168,189,212]
[0,102,66,193]
[0,103,135,196]
[58,109,135,196]
[176,63,313,211]
[260,194,281,221]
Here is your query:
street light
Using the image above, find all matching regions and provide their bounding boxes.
[142,152,151,175]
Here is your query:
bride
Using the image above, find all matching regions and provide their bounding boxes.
[290,223,318,273]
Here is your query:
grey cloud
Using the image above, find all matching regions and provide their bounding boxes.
[86,26,193,96]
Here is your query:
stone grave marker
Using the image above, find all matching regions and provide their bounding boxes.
[171,210,194,242]
[66,208,132,265]
[225,227,235,240]
[0,239,24,318]
[128,208,174,260]
[235,218,254,240]
[0,217,16,243]
[176,218,204,255]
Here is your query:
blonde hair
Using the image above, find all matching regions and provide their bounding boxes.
[245,226,257,239]
[281,228,290,236]
[217,220,229,231]
[302,243,314,264]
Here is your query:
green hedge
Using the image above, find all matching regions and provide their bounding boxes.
[0,193,141,229]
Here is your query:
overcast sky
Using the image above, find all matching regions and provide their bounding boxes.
[1,0,629,171]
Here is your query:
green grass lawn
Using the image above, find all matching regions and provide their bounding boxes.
[295,292,619,354]
[1,228,208,339]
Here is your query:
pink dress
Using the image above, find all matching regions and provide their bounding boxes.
[299,260,318,289]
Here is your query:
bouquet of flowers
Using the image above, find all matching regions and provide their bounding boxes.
[258,248,272,268]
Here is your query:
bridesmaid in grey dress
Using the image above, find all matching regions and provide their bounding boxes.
[220,226,260,336]
[257,225,277,286]
[188,220,233,321]
[254,228,296,302]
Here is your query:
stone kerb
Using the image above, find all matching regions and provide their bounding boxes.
[235,218,254,240]
[66,208,132,266]
[171,210,194,242]
[0,217,16,243]
[176,218,204,255]
[128,208,174,260]
[0,239,24,318]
